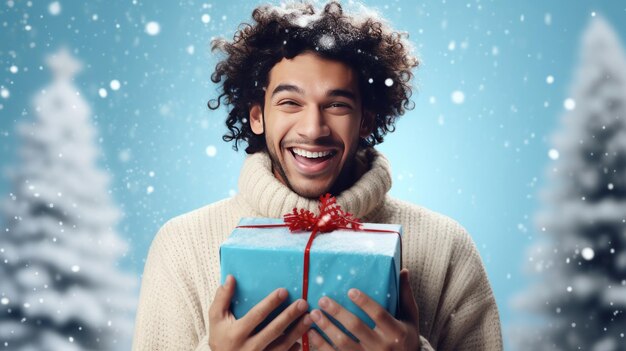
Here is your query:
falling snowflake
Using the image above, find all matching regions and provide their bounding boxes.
[48,1,61,16]
[110,80,121,91]
[451,90,465,104]
[548,149,559,160]
[581,247,594,260]
[317,34,335,50]
[145,21,161,36]
[206,145,217,157]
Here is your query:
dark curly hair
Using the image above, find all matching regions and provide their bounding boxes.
[208,0,419,153]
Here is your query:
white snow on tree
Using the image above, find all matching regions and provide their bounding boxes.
[511,16,626,351]
[0,48,138,351]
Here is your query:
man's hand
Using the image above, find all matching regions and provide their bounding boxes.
[209,274,313,351]
[307,268,421,350]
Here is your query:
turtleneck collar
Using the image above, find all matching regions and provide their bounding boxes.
[236,147,392,220]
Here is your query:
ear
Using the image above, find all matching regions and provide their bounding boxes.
[249,103,264,135]
[359,110,374,138]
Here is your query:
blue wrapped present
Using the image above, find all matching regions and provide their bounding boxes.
[219,217,402,341]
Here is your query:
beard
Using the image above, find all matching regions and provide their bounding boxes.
[264,133,359,199]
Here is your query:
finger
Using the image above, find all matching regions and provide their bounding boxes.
[209,274,236,319]
[267,313,312,351]
[317,296,378,346]
[255,299,310,349]
[310,309,361,350]
[238,287,289,335]
[287,342,301,351]
[399,268,419,323]
[307,329,336,351]
[348,288,397,336]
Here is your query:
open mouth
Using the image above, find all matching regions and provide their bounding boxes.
[288,147,338,175]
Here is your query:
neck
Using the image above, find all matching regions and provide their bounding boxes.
[328,149,369,196]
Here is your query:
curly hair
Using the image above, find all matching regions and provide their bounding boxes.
[208,0,419,153]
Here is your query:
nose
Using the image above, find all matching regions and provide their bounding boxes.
[295,105,331,140]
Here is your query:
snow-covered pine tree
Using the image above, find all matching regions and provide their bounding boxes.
[513,15,626,351]
[0,49,137,351]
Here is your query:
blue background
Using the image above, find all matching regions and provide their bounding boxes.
[2,0,625,347]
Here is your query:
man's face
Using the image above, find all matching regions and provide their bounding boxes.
[249,51,371,198]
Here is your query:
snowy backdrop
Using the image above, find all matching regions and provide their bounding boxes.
[1,1,626,350]
[0,48,137,350]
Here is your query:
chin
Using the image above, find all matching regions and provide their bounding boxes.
[289,180,334,199]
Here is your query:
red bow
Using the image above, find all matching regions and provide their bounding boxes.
[283,193,362,233]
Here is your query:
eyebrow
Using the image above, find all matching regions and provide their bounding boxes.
[328,89,357,102]
[271,84,357,102]
[271,84,304,98]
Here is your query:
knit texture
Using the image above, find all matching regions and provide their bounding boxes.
[132,148,503,351]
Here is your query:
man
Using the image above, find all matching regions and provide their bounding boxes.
[132,1,503,350]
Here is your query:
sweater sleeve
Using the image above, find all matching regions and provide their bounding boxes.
[429,227,503,350]
[132,222,207,351]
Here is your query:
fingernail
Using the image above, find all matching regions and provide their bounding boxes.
[278,288,288,299]
[348,288,359,300]
[318,296,329,308]
[310,309,322,322]
[303,314,312,326]
[223,275,231,287]
[296,299,308,311]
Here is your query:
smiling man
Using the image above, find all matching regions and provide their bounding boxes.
[250,52,371,199]
[132,2,503,351]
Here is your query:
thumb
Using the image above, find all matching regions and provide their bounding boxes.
[210,274,236,319]
[399,268,419,323]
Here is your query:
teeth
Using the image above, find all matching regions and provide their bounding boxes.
[292,148,333,159]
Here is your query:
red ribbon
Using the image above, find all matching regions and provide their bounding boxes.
[236,193,402,351]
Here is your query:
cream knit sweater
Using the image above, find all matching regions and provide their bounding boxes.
[132,148,503,351]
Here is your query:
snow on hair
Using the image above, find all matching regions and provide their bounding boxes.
[208,0,420,153]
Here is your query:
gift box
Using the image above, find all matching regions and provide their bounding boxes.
[219,216,403,340]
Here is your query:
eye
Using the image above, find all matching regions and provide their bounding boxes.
[279,100,299,106]
[328,103,352,109]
